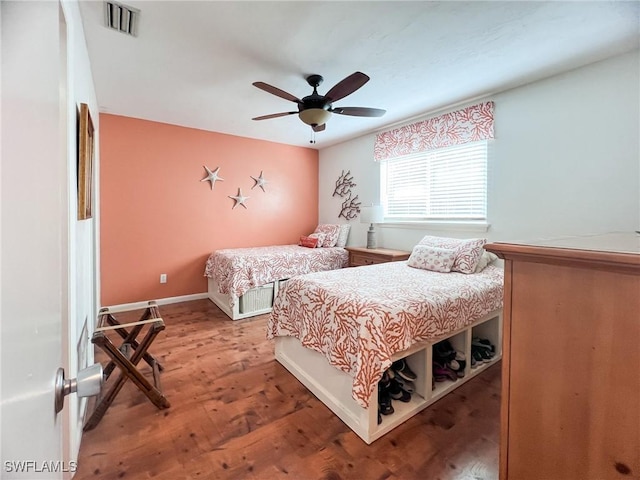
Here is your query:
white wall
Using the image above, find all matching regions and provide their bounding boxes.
[319,51,640,251]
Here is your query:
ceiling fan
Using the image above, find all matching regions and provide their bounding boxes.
[251,72,386,132]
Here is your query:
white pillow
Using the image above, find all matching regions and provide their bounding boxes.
[407,245,457,273]
[417,235,486,274]
[335,224,351,248]
[474,250,498,273]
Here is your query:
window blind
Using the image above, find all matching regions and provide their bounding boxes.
[381,141,487,221]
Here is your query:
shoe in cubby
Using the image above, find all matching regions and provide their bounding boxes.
[391,358,417,382]
[471,345,491,364]
[378,370,394,416]
[388,377,411,403]
[393,374,415,394]
[432,361,458,382]
[472,336,495,358]
[433,339,456,363]
[453,351,466,378]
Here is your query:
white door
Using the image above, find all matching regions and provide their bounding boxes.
[1,2,74,478]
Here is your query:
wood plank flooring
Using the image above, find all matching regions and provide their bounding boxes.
[74,299,501,480]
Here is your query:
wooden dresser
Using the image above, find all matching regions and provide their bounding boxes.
[485,233,640,480]
[344,246,411,267]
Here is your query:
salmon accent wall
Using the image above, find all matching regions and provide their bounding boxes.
[100,114,318,306]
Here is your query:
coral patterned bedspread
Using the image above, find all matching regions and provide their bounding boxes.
[267,262,504,408]
[204,245,348,306]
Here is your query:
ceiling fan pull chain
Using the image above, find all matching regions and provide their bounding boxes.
[310,130,316,144]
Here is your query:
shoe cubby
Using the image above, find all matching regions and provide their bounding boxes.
[430,330,467,400]
[470,314,502,373]
[397,348,427,399]
[426,311,503,403]
[376,347,428,436]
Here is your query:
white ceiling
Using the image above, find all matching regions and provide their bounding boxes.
[78,1,639,149]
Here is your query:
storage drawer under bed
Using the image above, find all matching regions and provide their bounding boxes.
[239,282,275,314]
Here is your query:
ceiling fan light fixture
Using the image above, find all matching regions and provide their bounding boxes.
[299,108,332,127]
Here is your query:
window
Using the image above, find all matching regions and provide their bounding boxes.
[380,140,488,222]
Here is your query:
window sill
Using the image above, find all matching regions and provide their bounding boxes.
[378,221,490,233]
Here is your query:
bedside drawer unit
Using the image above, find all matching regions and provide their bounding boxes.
[345,247,411,267]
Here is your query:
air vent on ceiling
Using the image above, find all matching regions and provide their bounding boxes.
[104,1,140,37]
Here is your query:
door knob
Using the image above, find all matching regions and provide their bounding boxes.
[54,364,103,413]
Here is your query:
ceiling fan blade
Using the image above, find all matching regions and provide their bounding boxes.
[253,82,301,103]
[324,72,370,103]
[332,107,386,117]
[312,123,326,132]
[252,112,297,121]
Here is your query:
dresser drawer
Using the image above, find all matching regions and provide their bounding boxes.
[350,253,385,266]
[345,247,411,267]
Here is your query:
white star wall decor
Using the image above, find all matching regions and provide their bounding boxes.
[200,166,224,190]
[250,171,268,192]
[228,188,249,209]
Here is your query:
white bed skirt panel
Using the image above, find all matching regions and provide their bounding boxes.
[208,277,287,320]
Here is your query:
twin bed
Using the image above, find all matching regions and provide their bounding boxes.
[268,260,503,443]
[205,244,348,320]
[205,236,504,443]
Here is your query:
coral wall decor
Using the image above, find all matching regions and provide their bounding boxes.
[333,169,356,197]
[200,165,224,189]
[339,193,361,220]
[332,169,360,219]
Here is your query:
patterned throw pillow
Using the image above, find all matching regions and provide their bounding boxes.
[313,224,341,248]
[335,224,351,248]
[299,236,319,248]
[408,245,457,273]
[417,235,486,274]
[308,232,326,247]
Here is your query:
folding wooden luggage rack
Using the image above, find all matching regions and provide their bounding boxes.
[84,301,170,431]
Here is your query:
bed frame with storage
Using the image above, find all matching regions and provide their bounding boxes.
[274,309,502,444]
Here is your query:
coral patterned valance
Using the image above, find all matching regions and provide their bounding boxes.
[374,101,494,161]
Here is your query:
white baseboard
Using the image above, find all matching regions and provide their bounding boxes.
[103,292,209,313]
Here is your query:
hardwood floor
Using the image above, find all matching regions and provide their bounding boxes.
[75,299,501,480]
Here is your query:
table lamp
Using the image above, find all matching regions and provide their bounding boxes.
[360,205,384,249]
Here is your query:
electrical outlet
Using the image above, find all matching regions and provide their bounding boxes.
[160,273,167,284]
